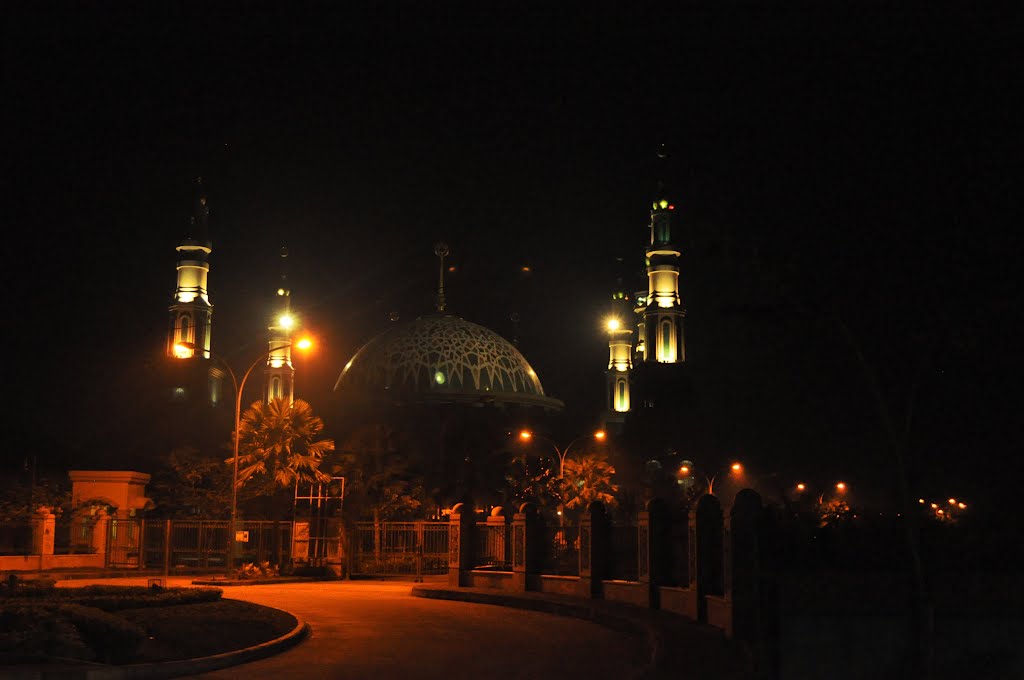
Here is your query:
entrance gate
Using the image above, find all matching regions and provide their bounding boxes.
[350,521,448,578]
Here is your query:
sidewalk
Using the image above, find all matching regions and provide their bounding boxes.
[411,585,754,680]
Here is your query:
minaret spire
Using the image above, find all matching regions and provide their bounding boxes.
[434,242,449,313]
[168,177,213,361]
[265,246,295,403]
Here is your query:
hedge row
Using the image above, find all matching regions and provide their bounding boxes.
[3,585,223,611]
[0,602,146,664]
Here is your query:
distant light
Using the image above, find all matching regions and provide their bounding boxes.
[173,343,192,358]
[594,430,606,441]
[519,430,532,442]
[606,318,621,331]
[277,288,286,296]
[668,205,675,210]
[731,462,743,473]
[556,510,562,516]
[521,266,531,273]
[958,502,966,509]
[948,498,957,505]
[937,509,944,515]
[679,465,690,476]
[295,337,313,351]
[836,482,847,492]
[448,266,456,272]
[659,199,668,209]
[930,503,938,509]
[796,483,806,492]
[278,314,295,330]
[918,498,925,504]
[434,371,446,385]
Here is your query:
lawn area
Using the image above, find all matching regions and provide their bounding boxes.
[123,598,297,662]
[1,582,297,666]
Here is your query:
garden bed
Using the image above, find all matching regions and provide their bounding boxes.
[0,581,297,666]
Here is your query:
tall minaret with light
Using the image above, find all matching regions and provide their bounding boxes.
[604,275,634,429]
[168,178,214,362]
[265,247,295,404]
[638,145,685,365]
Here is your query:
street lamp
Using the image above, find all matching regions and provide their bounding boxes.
[175,337,313,575]
[517,429,606,523]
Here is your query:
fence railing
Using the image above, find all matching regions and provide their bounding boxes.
[350,521,448,576]
[540,524,580,576]
[473,522,511,570]
[608,521,639,581]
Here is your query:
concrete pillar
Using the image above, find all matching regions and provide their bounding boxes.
[448,501,474,587]
[578,501,608,598]
[32,511,56,556]
[512,502,539,591]
[92,510,111,564]
[642,498,670,608]
[730,489,764,646]
[692,494,724,623]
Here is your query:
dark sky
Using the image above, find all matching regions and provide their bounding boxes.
[5,6,1018,507]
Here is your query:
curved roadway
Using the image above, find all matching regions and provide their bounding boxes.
[60,578,641,679]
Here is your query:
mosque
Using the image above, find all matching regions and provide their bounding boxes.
[161,160,692,510]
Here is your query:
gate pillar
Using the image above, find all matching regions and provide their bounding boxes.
[448,501,474,587]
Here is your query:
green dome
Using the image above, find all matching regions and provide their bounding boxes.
[334,315,562,410]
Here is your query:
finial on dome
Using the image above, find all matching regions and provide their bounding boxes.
[434,242,450,313]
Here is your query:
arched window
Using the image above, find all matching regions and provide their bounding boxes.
[617,379,627,411]
[179,315,191,344]
[661,319,673,362]
[272,377,281,399]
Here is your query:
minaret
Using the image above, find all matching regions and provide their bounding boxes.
[168,178,214,361]
[638,146,685,364]
[265,247,295,404]
[604,276,634,428]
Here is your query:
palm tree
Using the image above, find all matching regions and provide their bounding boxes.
[561,453,619,512]
[230,398,335,491]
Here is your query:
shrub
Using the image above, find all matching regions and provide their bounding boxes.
[2,585,223,611]
[0,602,146,664]
[235,561,280,580]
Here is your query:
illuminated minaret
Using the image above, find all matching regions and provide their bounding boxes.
[265,247,295,403]
[638,148,685,364]
[604,279,634,428]
[168,178,214,362]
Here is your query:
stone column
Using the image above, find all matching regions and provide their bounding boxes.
[512,503,538,591]
[578,501,608,598]
[448,501,474,587]
[693,494,724,623]
[32,510,56,557]
[91,510,111,564]
[730,489,763,646]
[641,498,670,609]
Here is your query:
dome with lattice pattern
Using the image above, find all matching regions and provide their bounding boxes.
[334,315,562,410]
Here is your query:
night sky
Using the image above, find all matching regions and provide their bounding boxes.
[5,6,1018,510]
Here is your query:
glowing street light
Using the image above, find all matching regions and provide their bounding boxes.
[606,317,621,331]
[836,482,847,493]
[796,483,806,492]
[175,338,313,575]
[679,465,691,476]
[730,462,743,474]
[948,498,957,505]
[278,313,296,330]
[517,429,607,524]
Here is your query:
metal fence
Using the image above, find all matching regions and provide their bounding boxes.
[0,518,96,556]
[608,521,639,581]
[350,521,448,577]
[473,522,511,570]
[540,524,579,576]
[140,520,291,571]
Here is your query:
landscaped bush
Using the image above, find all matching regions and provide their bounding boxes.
[0,602,146,663]
[2,584,223,611]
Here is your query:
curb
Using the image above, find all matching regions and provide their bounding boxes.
[411,586,660,679]
[5,610,309,680]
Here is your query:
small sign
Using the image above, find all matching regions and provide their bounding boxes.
[235,530,249,542]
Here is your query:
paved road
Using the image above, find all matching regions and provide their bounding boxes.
[57,578,641,680]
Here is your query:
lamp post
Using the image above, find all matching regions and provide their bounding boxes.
[518,429,606,523]
[175,335,313,576]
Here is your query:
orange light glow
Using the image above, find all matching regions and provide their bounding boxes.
[172,343,192,358]
[918,498,925,504]
[948,498,956,505]
[958,502,966,509]
[594,430,606,441]
[448,266,456,272]
[937,509,944,515]
[679,465,690,476]
[518,430,533,442]
[295,337,313,351]
[521,266,531,273]
[730,462,743,473]
[796,483,806,492]
[930,503,938,509]
[836,482,847,492]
